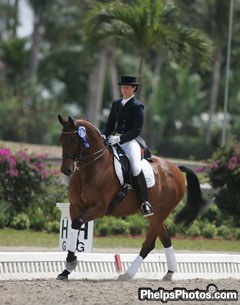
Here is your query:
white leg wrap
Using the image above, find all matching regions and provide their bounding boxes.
[67,228,79,253]
[164,246,177,272]
[66,267,73,274]
[126,255,143,278]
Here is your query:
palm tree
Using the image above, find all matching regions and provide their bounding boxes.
[85,0,212,78]
[26,0,49,86]
[176,0,234,145]
[200,1,232,144]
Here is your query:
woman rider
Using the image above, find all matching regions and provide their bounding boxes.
[103,75,153,217]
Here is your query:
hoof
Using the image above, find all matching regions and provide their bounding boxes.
[117,272,131,281]
[57,270,69,281]
[66,256,78,271]
[162,272,173,282]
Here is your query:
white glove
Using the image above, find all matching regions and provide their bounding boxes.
[108,135,120,145]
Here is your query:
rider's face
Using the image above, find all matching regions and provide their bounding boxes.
[120,85,136,99]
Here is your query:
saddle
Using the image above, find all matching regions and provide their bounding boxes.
[135,136,152,162]
[106,142,155,214]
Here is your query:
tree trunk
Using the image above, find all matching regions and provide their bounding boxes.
[138,55,145,79]
[206,48,223,144]
[108,47,118,100]
[13,0,19,37]
[28,17,44,82]
[148,54,163,149]
[86,47,107,127]
[27,15,44,108]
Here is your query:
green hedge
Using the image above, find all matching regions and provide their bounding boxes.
[204,142,240,226]
[0,147,66,231]
[94,202,240,240]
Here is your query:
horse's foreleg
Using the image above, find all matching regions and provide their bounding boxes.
[57,202,86,281]
[57,217,84,281]
[158,223,177,281]
[67,217,84,259]
[57,203,106,281]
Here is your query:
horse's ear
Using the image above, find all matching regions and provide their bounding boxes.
[58,114,66,125]
[68,116,75,127]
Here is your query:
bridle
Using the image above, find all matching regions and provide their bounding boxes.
[61,130,109,169]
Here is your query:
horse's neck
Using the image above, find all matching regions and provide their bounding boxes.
[75,146,115,184]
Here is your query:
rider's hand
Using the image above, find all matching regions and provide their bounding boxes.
[108,135,120,145]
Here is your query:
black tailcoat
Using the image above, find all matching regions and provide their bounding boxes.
[103,97,144,144]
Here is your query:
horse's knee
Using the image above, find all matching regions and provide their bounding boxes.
[71,218,83,229]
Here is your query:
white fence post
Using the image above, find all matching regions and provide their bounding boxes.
[56,203,93,253]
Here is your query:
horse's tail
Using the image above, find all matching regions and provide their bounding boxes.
[174,165,207,228]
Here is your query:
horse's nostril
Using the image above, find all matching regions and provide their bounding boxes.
[61,167,72,176]
[66,169,72,176]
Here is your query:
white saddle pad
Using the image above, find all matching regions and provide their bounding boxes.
[112,146,155,188]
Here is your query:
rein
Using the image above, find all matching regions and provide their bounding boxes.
[61,130,110,169]
[74,146,108,170]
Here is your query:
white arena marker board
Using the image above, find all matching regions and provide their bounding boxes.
[56,202,93,253]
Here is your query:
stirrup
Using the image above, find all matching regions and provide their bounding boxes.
[141,201,154,217]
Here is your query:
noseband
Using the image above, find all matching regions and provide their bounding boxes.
[61,130,108,169]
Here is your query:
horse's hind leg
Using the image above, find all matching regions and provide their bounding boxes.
[118,219,159,281]
[158,223,177,281]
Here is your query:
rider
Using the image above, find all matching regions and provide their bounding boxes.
[103,75,154,217]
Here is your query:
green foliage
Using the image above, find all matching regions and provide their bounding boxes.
[232,228,240,241]
[95,217,130,236]
[127,214,148,236]
[0,88,64,144]
[185,221,201,237]
[10,213,30,230]
[0,38,28,85]
[217,225,231,240]
[201,223,217,239]
[0,200,10,228]
[47,220,60,233]
[85,0,212,75]
[0,212,8,229]
[0,147,66,231]
[159,136,214,160]
[205,143,240,225]
[1,0,240,159]
[94,200,239,240]
[200,203,235,228]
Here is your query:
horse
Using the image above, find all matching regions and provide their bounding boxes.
[57,114,207,281]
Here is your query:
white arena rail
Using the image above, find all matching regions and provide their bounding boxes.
[0,252,239,281]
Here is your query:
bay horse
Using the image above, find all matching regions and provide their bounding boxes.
[57,115,206,281]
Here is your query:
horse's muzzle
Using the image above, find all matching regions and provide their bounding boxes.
[61,166,73,176]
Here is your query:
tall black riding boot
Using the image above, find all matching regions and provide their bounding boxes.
[133,171,154,217]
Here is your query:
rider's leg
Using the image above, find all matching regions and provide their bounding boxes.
[132,171,153,217]
[121,140,153,217]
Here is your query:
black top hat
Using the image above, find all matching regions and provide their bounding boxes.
[117,76,140,86]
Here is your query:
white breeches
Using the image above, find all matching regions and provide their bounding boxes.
[121,139,141,176]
